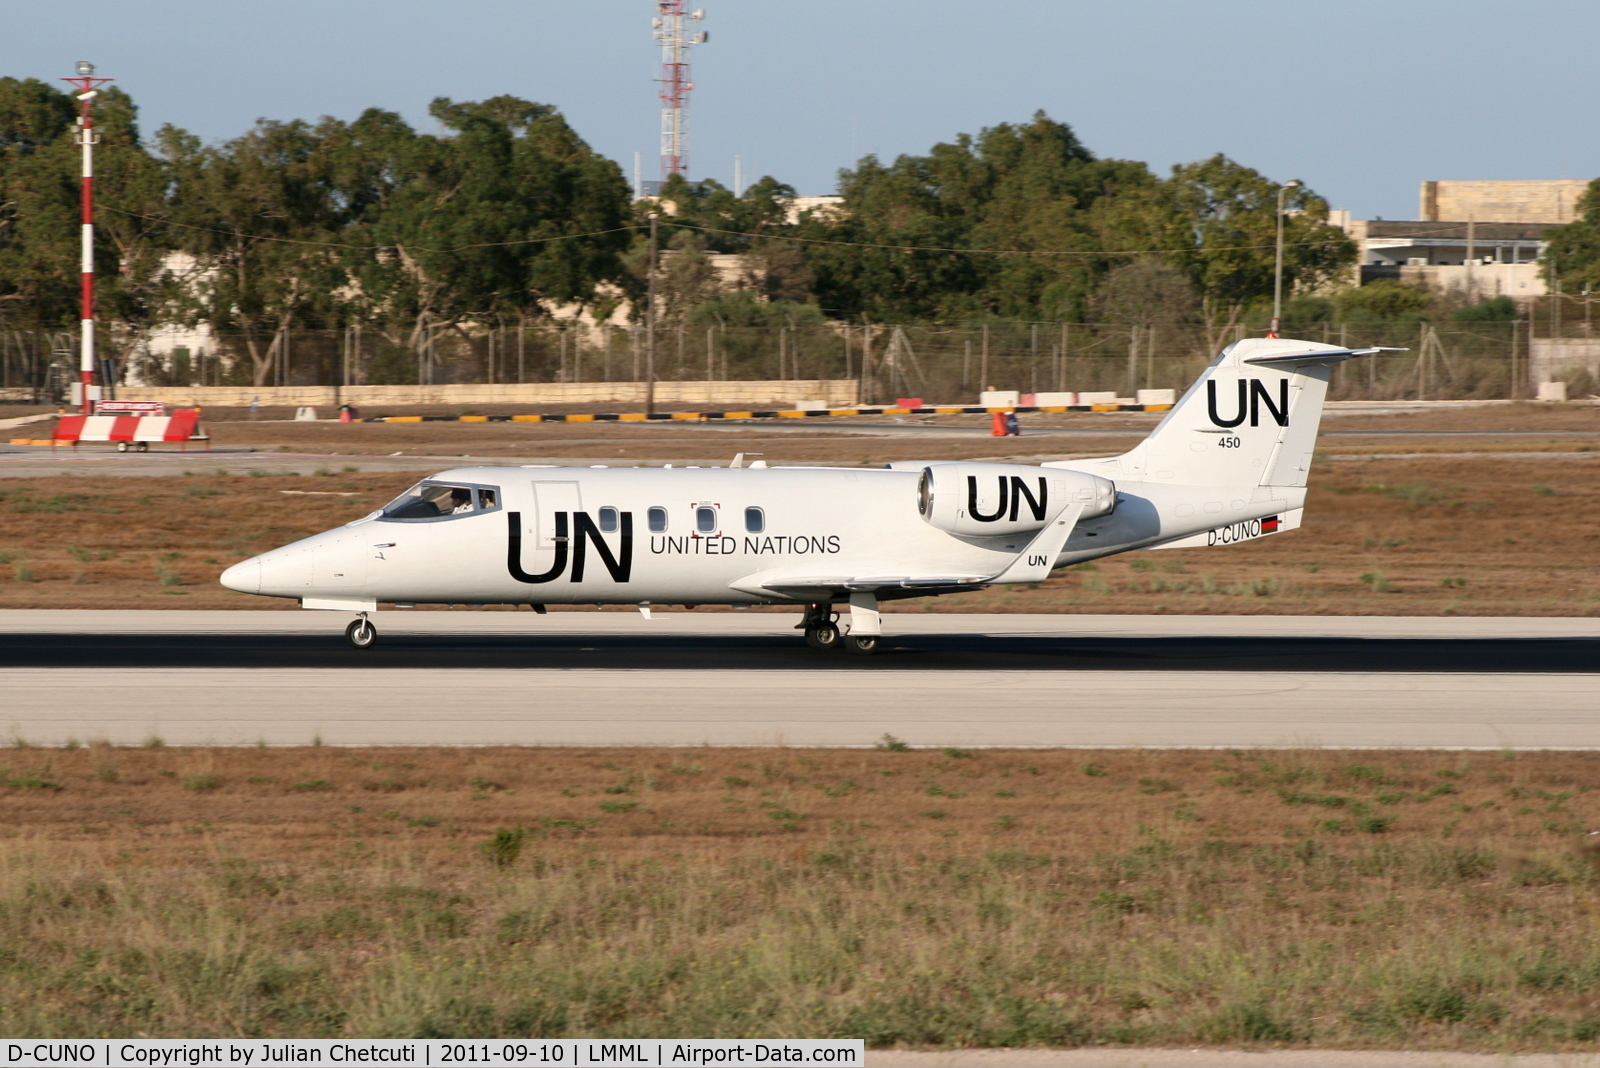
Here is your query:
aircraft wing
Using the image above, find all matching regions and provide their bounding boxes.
[729,503,1087,598]
[729,573,991,598]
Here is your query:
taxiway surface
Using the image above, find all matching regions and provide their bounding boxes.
[3,612,1595,748]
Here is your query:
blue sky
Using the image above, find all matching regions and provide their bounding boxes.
[6,0,1596,221]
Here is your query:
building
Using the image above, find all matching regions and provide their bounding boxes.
[1420,180,1588,224]
[1331,179,1594,300]
[1336,216,1553,299]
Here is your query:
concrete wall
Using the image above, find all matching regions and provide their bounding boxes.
[1530,338,1600,384]
[1397,262,1547,299]
[1421,180,1590,224]
[110,379,860,410]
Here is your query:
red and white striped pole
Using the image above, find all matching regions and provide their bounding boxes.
[63,61,113,415]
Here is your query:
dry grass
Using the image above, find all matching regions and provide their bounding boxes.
[1,745,1598,1044]
[0,454,1597,614]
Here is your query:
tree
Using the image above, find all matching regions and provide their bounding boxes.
[1094,259,1198,331]
[166,118,342,385]
[0,79,173,385]
[1542,178,1600,294]
[1166,155,1356,352]
[342,97,634,366]
[800,112,1176,322]
[0,77,81,339]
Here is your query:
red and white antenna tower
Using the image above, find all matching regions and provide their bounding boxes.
[63,60,113,415]
[654,2,707,182]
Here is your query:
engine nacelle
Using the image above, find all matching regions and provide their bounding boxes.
[916,462,1116,538]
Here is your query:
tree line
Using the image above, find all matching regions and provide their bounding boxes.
[0,76,1371,385]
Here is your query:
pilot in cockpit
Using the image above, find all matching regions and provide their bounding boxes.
[448,488,475,514]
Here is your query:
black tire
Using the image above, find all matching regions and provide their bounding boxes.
[842,633,879,656]
[136,442,149,453]
[804,622,841,650]
[345,617,377,650]
[115,441,128,453]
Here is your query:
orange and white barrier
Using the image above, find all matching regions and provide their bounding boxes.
[48,408,208,451]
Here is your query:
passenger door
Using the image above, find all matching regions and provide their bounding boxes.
[529,480,582,577]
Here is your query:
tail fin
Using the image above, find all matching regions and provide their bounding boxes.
[1104,338,1386,490]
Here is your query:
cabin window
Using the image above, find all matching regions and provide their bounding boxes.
[696,506,718,533]
[744,507,764,533]
[379,481,500,521]
[648,507,668,533]
[599,506,618,533]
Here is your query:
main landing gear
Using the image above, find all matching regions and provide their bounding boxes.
[841,633,879,656]
[799,601,879,655]
[800,603,840,650]
[346,613,377,649]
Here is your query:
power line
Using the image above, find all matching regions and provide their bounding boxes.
[670,220,1344,258]
[99,207,637,253]
[102,205,1345,260]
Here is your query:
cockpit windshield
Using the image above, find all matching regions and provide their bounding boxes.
[378,481,499,521]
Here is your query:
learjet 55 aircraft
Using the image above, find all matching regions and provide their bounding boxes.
[221,338,1390,652]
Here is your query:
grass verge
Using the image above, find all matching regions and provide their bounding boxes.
[1,746,1598,1045]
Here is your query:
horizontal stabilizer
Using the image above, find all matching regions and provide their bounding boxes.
[1241,346,1406,367]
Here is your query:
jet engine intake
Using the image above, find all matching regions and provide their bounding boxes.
[917,463,1114,537]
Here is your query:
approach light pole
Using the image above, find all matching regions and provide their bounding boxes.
[1268,179,1301,339]
[63,60,114,414]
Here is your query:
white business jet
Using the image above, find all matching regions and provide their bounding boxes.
[221,337,1390,652]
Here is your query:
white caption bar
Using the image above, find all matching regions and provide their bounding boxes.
[3,1042,865,1068]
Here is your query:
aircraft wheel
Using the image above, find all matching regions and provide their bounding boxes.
[842,633,879,656]
[345,617,377,650]
[116,441,129,453]
[136,442,149,453]
[804,622,840,650]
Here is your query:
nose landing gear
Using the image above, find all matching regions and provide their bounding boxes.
[346,613,377,649]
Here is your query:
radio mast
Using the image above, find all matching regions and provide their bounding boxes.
[654,2,707,182]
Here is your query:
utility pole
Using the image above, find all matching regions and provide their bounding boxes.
[1269,179,1301,338]
[64,61,113,414]
[1465,215,1476,304]
[646,212,659,413]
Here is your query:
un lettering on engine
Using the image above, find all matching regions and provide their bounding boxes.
[916,462,1114,537]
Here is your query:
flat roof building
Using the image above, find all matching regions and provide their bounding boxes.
[1420,180,1588,224]
[1328,178,1597,300]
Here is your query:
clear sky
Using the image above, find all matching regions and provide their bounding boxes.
[5,0,1596,222]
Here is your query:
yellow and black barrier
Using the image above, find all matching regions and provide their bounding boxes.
[368,403,1172,424]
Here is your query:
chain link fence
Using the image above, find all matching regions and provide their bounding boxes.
[6,315,1596,404]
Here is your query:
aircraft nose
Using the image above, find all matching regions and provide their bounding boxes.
[220,557,261,594]
[255,545,314,593]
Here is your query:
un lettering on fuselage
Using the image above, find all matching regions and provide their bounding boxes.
[650,534,841,556]
[506,510,841,585]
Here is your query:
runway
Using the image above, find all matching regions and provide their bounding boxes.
[2,611,1596,748]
